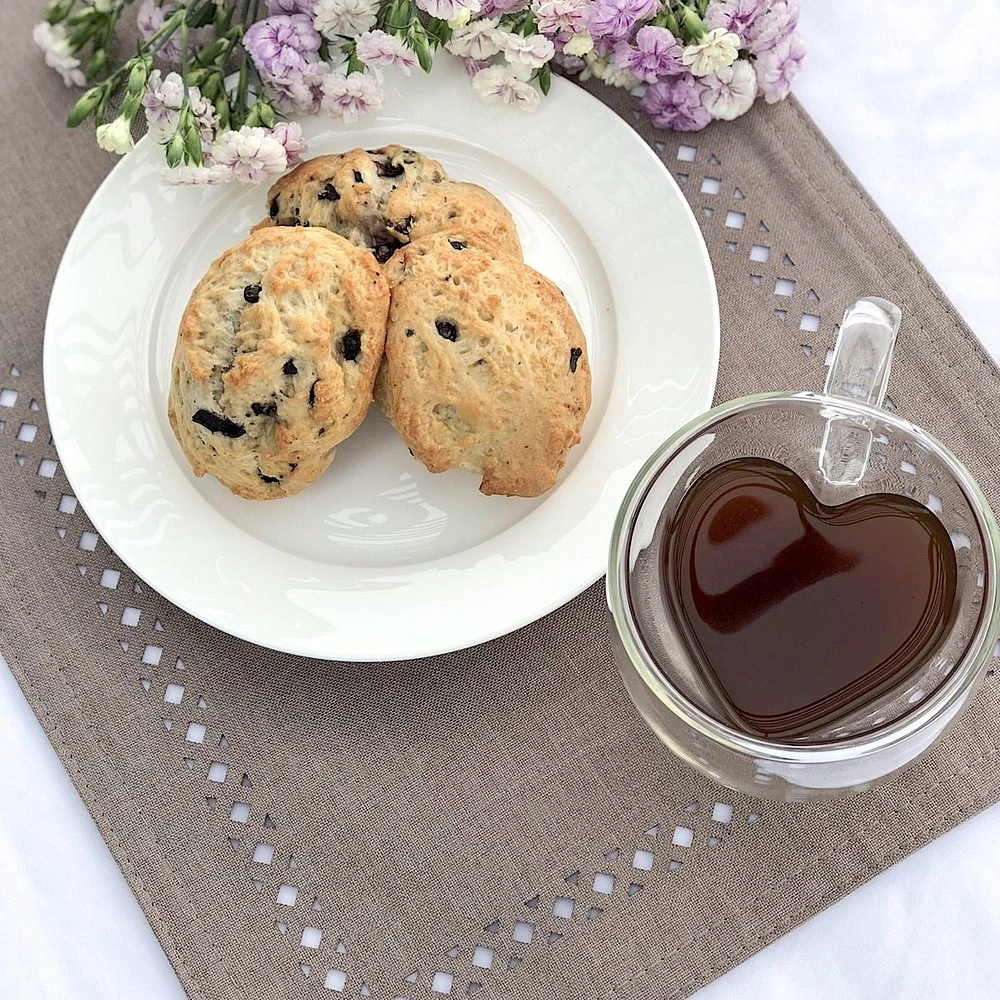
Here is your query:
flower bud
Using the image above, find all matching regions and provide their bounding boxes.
[66,86,103,127]
[165,130,185,169]
[95,116,134,155]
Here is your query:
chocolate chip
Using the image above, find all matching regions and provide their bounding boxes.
[251,401,277,417]
[283,358,297,375]
[376,159,405,178]
[392,216,414,236]
[405,329,415,338]
[318,427,326,436]
[192,409,245,438]
[308,379,320,407]
[449,239,467,250]
[569,347,583,373]
[269,197,279,219]
[374,239,400,263]
[289,463,297,472]
[436,320,459,342]
[303,221,310,227]
[257,469,280,484]
[317,182,340,202]
[243,283,261,303]
[340,330,362,362]
[353,170,363,183]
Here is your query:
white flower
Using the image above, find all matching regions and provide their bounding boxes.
[498,31,555,69]
[96,117,135,155]
[32,22,86,88]
[142,71,217,144]
[161,163,234,186]
[532,0,590,39]
[416,0,481,21]
[681,27,740,77]
[314,0,379,39]
[583,52,639,89]
[210,126,288,182]
[562,31,593,56]
[355,29,419,74]
[269,61,331,115]
[320,70,385,123]
[700,58,757,120]
[446,18,502,60]
[471,63,539,109]
[268,121,308,166]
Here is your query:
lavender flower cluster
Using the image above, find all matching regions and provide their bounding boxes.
[36,0,804,185]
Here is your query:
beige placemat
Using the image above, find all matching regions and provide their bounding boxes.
[4,8,1000,998]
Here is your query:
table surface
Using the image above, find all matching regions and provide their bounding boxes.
[4,2,1000,998]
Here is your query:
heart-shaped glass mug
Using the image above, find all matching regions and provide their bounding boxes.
[608,298,1000,801]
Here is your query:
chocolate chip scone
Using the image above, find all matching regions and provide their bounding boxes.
[265,145,522,262]
[375,231,590,497]
[168,226,389,500]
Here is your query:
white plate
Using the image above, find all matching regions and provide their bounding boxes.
[44,57,719,661]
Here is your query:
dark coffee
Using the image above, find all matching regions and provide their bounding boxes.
[663,457,958,739]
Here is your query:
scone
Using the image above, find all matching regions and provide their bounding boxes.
[375,231,590,497]
[168,227,389,500]
[382,180,522,259]
[265,145,522,261]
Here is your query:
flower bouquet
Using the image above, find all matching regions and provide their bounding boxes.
[36,0,804,184]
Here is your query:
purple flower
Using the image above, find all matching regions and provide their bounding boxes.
[211,126,288,182]
[268,121,307,166]
[264,61,330,115]
[745,0,799,53]
[243,14,322,79]
[479,0,529,16]
[754,30,804,102]
[320,70,385,123]
[614,26,683,83]
[704,0,766,43]
[533,0,590,40]
[137,0,183,64]
[640,73,712,131]
[267,0,315,12]
[552,43,585,74]
[461,57,492,78]
[589,0,659,42]
[355,29,420,74]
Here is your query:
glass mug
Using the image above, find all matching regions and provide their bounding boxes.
[607,298,1000,802]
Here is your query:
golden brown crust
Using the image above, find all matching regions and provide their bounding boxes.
[263,145,521,261]
[168,227,389,500]
[375,230,590,497]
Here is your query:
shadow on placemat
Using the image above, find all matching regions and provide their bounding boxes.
[3,17,1000,998]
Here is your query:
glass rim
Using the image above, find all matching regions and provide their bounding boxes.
[607,390,1000,765]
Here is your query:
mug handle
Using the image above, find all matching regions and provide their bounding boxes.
[819,297,903,485]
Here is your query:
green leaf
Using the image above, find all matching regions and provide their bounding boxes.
[537,62,551,96]
[185,2,217,29]
[425,18,452,48]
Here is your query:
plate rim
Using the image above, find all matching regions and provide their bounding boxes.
[43,69,720,661]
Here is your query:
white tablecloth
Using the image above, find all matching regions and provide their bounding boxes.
[3,2,999,997]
